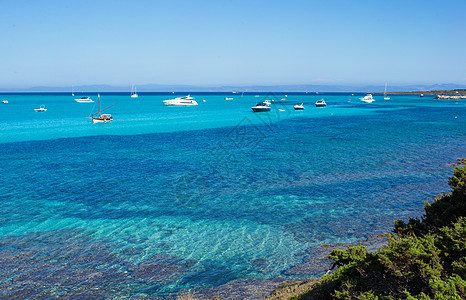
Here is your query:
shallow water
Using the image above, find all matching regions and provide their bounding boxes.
[0,93,465,298]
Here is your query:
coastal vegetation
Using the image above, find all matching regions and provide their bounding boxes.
[375,89,466,96]
[276,162,466,299]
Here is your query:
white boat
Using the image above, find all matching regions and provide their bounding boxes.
[163,95,198,106]
[225,97,234,100]
[383,83,390,100]
[294,103,305,110]
[251,102,271,112]
[2,100,8,104]
[88,94,115,123]
[34,105,47,112]
[71,86,74,96]
[360,94,375,103]
[75,96,94,103]
[264,100,272,105]
[315,99,327,107]
[131,85,138,98]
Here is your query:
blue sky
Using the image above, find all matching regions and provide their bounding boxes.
[1,0,465,88]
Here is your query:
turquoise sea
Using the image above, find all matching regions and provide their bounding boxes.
[0,92,465,298]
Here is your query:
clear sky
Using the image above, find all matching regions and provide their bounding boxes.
[1,0,465,88]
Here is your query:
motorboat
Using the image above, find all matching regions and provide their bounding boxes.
[34,105,47,112]
[360,94,375,103]
[264,100,272,105]
[225,97,234,100]
[163,95,198,106]
[2,100,8,104]
[294,103,305,110]
[315,99,326,107]
[251,102,271,112]
[75,97,94,103]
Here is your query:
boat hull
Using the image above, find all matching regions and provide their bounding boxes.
[75,99,94,103]
[163,100,198,106]
[92,117,113,123]
[251,107,271,112]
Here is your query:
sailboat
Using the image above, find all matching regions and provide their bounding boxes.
[88,94,115,123]
[131,85,138,98]
[384,83,390,100]
[71,85,74,96]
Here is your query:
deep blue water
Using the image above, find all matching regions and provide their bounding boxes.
[0,93,465,298]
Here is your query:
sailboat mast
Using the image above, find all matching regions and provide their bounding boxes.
[98,94,101,117]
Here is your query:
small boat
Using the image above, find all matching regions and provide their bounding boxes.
[278,109,286,112]
[225,97,234,100]
[360,94,375,103]
[294,103,305,110]
[2,100,8,104]
[163,95,198,106]
[420,94,424,97]
[251,102,271,112]
[315,99,327,107]
[34,105,47,112]
[75,97,94,103]
[88,94,115,123]
[383,83,390,100]
[131,85,138,98]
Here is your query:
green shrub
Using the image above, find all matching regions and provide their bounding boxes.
[295,166,466,299]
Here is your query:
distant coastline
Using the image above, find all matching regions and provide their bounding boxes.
[1,84,465,93]
[373,88,466,96]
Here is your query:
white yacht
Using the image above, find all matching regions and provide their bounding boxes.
[131,85,138,98]
[251,102,271,112]
[383,83,390,100]
[315,99,327,107]
[294,103,305,110]
[75,97,94,103]
[2,100,8,104]
[34,105,47,112]
[360,94,375,103]
[163,95,198,106]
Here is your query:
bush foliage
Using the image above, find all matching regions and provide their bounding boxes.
[294,165,466,300]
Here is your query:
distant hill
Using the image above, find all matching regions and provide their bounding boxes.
[0,83,465,93]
